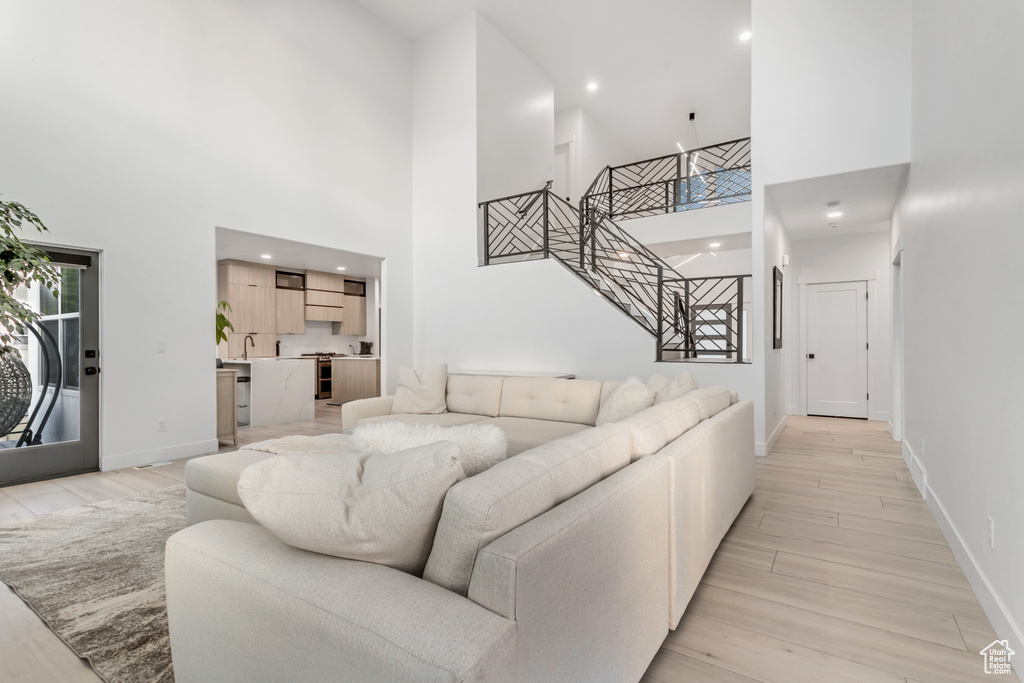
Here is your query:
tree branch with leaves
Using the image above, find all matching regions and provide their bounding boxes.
[0,196,60,356]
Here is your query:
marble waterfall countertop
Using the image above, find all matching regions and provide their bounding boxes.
[221,358,315,428]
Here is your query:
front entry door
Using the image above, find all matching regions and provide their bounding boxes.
[806,281,868,418]
[0,246,100,486]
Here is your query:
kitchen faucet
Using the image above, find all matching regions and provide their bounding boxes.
[243,335,255,360]
[348,344,356,355]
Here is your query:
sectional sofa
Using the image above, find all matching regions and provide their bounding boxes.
[168,374,754,682]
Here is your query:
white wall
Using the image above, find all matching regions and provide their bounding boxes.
[751,0,912,452]
[412,15,758,398]
[0,0,414,469]
[752,0,912,187]
[786,230,892,422]
[554,107,636,203]
[627,202,752,245]
[890,0,1024,655]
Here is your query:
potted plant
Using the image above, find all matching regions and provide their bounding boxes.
[215,301,233,367]
[0,196,60,356]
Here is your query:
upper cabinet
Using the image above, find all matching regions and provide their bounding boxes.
[217,261,279,358]
[340,295,366,336]
[304,271,345,323]
[276,289,305,335]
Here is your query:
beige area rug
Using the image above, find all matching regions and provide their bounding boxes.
[0,485,185,683]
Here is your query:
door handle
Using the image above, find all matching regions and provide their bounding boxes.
[807,353,815,359]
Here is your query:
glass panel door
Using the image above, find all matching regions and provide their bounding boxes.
[0,247,100,486]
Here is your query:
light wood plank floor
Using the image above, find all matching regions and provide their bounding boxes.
[0,410,1011,682]
[643,415,1011,683]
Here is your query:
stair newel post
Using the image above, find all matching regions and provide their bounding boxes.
[590,210,597,271]
[656,265,664,362]
[674,153,682,212]
[482,202,490,266]
[684,278,692,359]
[542,190,549,259]
[607,167,614,220]
[578,198,586,270]
[735,275,745,364]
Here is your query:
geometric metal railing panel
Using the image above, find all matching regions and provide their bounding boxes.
[480,186,751,363]
[583,137,751,221]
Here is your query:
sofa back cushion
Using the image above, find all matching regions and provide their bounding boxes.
[445,374,504,417]
[618,396,702,459]
[687,385,733,420]
[422,423,632,595]
[498,377,603,426]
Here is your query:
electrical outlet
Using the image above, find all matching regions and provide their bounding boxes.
[158,418,168,432]
[157,339,167,353]
[987,516,995,548]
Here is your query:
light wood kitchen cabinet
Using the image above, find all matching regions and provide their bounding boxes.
[216,368,239,446]
[275,289,305,334]
[306,270,346,293]
[218,261,277,357]
[305,289,345,307]
[331,358,380,405]
[341,295,367,336]
[305,305,344,322]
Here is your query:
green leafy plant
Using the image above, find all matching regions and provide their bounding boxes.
[216,300,234,344]
[0,196,60,356]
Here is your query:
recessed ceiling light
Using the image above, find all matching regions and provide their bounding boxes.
[336,266,346,271]
[827,210,843,218]
[260,254,272,259]
[709,242,721,248]
[618,252,629,259]
[739,31,752,41]
[586,82,598,91]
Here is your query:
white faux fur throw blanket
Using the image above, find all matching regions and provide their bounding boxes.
[241,433,355,455]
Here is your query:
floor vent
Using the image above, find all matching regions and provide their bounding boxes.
[134,461,172,469]
[907,448,927,500]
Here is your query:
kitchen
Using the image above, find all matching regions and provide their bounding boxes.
[214,229,383,444]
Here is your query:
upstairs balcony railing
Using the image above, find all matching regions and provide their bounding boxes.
[583,137,751,221]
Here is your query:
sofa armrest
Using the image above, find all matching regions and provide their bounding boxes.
[341,395,395,433]
[467,456,670,683]
[166,521,516,683]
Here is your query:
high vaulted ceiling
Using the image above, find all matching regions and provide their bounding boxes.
[354,0,751,159]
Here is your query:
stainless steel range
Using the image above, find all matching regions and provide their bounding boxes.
[301,353,344,399]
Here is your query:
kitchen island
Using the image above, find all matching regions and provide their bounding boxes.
[220,357,315,428]
[327,356,381,406]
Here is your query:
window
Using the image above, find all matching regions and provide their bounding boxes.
[37,267,81,391]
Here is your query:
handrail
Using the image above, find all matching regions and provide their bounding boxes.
[518,180,553,215]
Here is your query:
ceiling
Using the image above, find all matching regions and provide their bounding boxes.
[215,228,382,279]
[766,164,910,241]
[353,0,752,159]
[650,231,751,260]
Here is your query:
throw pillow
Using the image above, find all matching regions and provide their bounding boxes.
[654,371,699,404]
[352,422,508,477]
[391,363,448,415]
[596,376,656,425]
[647,373,671,394]
[236,441,464,574]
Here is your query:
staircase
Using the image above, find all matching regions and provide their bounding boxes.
[479,138,752,364]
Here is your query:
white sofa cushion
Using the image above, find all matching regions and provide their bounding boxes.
[359,413,488,428]
[352,422,508,477]
[446,375,504,417]
[186,450,279,506]
[391,364,448,415]
[422,423,633,595]
[595,377,655,425]
[686,385,733,420]
[498,377,603,426]
[618,396,702,459]
[473,416,590,456]
[654,371,698,404]
[237,442,464,574]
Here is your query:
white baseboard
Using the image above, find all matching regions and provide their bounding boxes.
[926,484,1024,667]
[101,439,219,472]
[887,420,894,437]
[785,405,801,416]
[756,415,787,457]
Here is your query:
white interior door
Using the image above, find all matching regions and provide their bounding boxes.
[553,143,572,202]
[806,281,868,418]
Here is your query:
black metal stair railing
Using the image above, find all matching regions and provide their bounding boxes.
[583,137,751,221]
[479,188,751,363]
